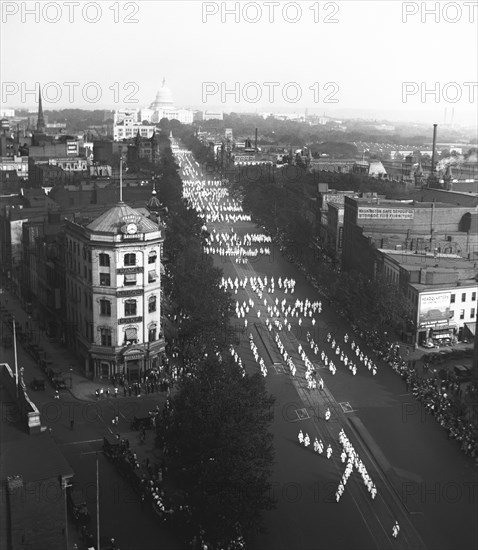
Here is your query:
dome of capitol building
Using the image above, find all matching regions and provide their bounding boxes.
[150,77,174,110]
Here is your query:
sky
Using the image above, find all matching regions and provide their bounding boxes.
[1,0,477,125]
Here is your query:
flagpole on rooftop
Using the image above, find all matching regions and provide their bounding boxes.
[119,153,123,202]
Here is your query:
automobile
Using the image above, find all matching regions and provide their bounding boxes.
[423,351,448,364]
[422,341,436,348]
[31,378,46,391]
[67,488,91,526]
[454,365,472,381]
[51,371,67,390]
[40,359,54,373]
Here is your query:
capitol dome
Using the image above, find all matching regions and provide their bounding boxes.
[150,77,174,110]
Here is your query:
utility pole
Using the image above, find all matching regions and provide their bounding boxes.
[81,451,102,550]
[13,316,19,398]
[62,476,73,550]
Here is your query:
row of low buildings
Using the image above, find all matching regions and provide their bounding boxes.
[318,186,477,345]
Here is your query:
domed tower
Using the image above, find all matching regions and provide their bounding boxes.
[150,77,174,111]
[146,186,161,215]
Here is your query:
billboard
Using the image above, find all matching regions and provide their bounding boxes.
[358,207,415,220]
[418,292,451,326]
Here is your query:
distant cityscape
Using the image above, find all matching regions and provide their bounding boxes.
[1,75,477,550]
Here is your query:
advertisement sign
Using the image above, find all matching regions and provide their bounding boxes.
[418,293,451,326]
[358,207,415,220]
[234,156,256,163]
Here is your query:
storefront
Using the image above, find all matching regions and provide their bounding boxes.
[122,347,145,382]
[90,355,118,380]
[418,321,458,346]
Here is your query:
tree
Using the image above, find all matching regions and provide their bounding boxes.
[157,354,276,545]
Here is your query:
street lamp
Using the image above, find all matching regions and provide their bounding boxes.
[81,451,102,550]
[69,368,73,389]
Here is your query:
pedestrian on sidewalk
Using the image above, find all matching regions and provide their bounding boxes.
[140,492,145,511]
[70,419,74,430]
[114,387,118,398]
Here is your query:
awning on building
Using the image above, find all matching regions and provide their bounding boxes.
[465,322,476,336]
[125,327,137,340]
[124,274,137,283]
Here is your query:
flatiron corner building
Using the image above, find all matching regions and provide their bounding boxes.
[64,201,165,381]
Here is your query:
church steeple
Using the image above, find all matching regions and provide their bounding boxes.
[36,87,46,133]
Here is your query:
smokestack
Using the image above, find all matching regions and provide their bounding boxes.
[255,128,258,151]
[431,124,438,174]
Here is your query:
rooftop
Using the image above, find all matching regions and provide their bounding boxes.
[86,201,160,234]
[379,249,478,271]
[0,384,74,484]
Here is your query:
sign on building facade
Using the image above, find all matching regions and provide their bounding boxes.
[358,208,415,220]
[418,292,451,326]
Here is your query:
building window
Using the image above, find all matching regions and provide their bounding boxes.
[149,326,157,342]
[451,294,455,303]
[100,299,111,316]
[124,253,136,266]
[148,270,158,283]
[100,328,112,346]
[462,293,466,302]
[148,295,156,313]
[459,309,465,320]
[124,273,136,286]
[471,308,475,319]
[472,292,476,301]
[124,327,138,345]
[125,299,137,316]
[100,273,111,286]
[99,253,110,267]
[148,251,157,264]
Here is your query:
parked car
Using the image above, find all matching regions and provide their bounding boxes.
[67,487,91,526]
[422,341,436,348]
[454,365,472,381]
[40,359,54,373]
[51,371,67,390]
[31,378,46,391]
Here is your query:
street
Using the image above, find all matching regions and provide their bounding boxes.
[178,151,478,550]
